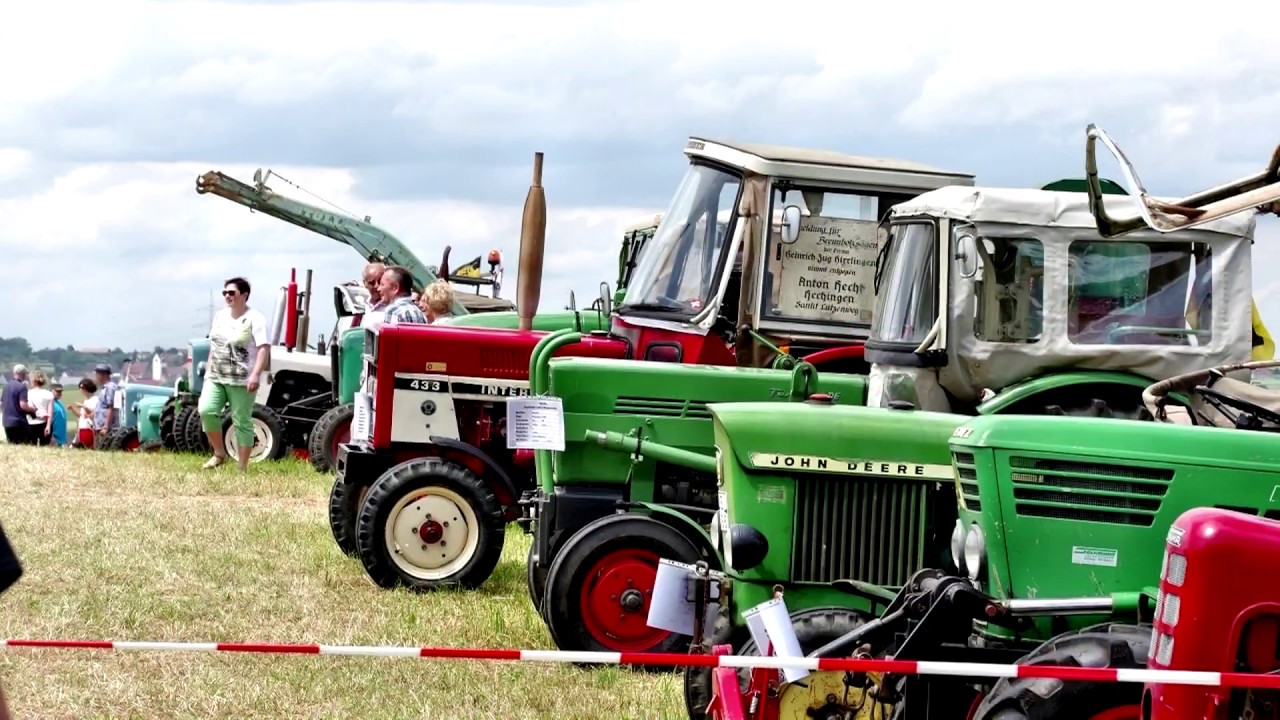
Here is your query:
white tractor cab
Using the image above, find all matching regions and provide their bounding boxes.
[865,184,1257,417]
[611,138,976,371]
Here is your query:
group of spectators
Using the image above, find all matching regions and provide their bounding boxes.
[360,262,457,325]
[1,363,119,448]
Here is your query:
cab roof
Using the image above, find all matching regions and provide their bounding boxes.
[685,137,975,193]
[889,185,1258,239]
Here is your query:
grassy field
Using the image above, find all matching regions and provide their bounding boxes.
[0,444,684,718]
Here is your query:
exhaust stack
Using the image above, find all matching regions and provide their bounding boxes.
[517,152,547,332]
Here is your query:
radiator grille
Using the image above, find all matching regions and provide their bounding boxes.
[482,349,529,380]
[612,397,712,419]
[791,474,930,587]
[1007,456,1173,527]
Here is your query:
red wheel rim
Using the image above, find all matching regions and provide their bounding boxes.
[330,419,351,461]
[125,437,141,452]
[1089,707,1141,720]
[578,547,670,652]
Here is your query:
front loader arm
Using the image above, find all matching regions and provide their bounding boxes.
[195,169,448,300]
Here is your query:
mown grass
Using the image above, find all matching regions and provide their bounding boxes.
[0,445,684,718]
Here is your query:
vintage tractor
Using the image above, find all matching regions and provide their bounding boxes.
[335,139,973,597]
[1142,506,1280,720]
[519,139,975,655]
[673,357,1280,720]
[103,381,175,451]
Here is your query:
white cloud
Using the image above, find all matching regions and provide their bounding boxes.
[3,0,1280,353]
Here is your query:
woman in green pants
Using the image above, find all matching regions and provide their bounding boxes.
[200,276,270,472]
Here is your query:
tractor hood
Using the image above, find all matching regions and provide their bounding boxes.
[710,402,968,472]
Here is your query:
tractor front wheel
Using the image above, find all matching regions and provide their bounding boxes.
[222,405,287,463]
[328,475,370,557]
[354,458,505,591]
[107,426,141,452]
[308,403,353,473]
[971,622,1151,720]
[542,514,706,657]
[526,543,548,620]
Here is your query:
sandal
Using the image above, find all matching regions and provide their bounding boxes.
[202,454,228,470]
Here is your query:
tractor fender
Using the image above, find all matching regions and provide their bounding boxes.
[976,371,1192,415]
[427,436,521,509]
[634,501,723,569]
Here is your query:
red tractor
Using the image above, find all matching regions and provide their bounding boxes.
[1143,507,1280,720]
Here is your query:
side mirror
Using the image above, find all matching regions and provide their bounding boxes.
[955,234,980,278]
[598,281,613,317]
[566,290,577,312]
[780,205,803,245]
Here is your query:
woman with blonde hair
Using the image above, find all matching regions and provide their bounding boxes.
[26,370,54,446]
[419,279,456,324]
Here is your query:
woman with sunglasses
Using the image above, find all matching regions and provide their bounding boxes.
[199,276,269,472]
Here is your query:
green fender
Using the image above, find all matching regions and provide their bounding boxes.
[977,371,1193,415]
[634,501,723,569]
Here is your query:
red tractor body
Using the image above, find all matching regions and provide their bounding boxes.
[1144,507,1280,720]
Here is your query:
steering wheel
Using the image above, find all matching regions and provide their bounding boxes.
[1195,382,1280,430]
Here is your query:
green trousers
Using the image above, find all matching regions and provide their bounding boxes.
[199,381,256,450]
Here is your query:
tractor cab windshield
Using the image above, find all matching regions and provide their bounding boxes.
[619,163,741,319]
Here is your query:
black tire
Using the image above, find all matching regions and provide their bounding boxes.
[219,404,287,463]
[308,403,354,473]
[173,406,195,452]
[159,400,179,451]
[107,426,141,452]
[328,475,367,557]
[354,457,506,591]
[180,407,207,454]
[682,602,740,720]
[526,542,547,619]
[684,606,870,720]
[972,622,1152,720]
[542,513,709,658]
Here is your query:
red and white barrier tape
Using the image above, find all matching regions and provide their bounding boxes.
[5,639,1280,689]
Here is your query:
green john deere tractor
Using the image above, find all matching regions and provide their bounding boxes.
[656,125,1280,719]
[520,137,976,656]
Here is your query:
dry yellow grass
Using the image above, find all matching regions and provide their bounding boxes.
[0,444,684,719]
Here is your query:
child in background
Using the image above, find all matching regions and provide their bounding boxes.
[68,378,99,449]
[48,384,67,448]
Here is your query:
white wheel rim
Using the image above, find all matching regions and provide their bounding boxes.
[384,485,479,581]
[224,417,273,462]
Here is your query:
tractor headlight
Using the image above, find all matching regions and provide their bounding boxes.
[950,519,966,574]
[727,524,769,573]
[964,524,986,581]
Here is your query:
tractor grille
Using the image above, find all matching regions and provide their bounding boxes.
[1006,456,1173,527]
[791,474,930,587]
[482,348,529,380]
[952,452,981,511]
[612,397,712,419]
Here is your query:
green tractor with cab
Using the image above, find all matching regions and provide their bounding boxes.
[654,125,1280,719]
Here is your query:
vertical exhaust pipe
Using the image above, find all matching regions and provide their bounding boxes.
[297,268,313,352]
[517,152,546,332]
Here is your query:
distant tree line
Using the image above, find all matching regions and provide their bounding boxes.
[0,337,184,375]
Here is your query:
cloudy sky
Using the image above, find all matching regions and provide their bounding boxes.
[3,0,1279,352]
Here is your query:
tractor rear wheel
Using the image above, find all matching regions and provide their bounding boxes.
[354,457,505,591]
[542,514,706,658]
[308,403,353,473]
[328,475,370,557]
[971,622,1151,720]
[174,406,197,452]
[222,405,287,463]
